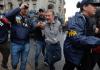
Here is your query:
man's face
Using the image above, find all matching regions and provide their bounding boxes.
[45,11,54,23]
[38,11,44,16]
[84,4,96,16]
[20,5,29,16]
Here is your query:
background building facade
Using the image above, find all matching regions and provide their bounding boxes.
[0,0,66,21]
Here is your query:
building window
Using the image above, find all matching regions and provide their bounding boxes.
[25,0,29,1]
[59,7,61,12]
[8,2,13,10]
[59,0,62,3]
[33,4,36,10]
[0,5,4,10]
[49,0,56,3]
[17,0,22,1]
[32,0,37,1]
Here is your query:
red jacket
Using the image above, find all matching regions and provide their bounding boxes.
[92,46,100,54]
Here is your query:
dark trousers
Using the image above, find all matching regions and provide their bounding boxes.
[42,43,45,57]
[46,42,61,70]
[63,59,77,70]
[89,53,100,70]
[63,52,93,70]
[0,41,10,66]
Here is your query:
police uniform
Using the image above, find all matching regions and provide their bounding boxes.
[5,7,35,70]
[63,0,100,70]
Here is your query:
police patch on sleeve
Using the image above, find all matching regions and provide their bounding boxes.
[67,30,77,37]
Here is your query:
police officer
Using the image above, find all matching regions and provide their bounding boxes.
[90,8,100,70]
[0,4,10,70]
[63,0,100,70]
[5,2,36,70]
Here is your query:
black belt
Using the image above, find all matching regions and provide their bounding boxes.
[51,41,60,45]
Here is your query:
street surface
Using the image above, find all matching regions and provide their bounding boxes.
[0,32,99,70]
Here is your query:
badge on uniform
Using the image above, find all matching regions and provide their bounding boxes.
[67,30,77,37]
[16,16,21,24]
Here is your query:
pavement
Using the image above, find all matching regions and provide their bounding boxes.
[0,32,100,70]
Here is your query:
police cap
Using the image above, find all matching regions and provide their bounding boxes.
[77,0,100,8]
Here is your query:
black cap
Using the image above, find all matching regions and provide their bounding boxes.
[83,0,100,5]
[77,0,100,8]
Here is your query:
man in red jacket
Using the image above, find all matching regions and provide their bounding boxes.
[0,4,10,70]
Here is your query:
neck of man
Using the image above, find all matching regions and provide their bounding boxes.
[20,12,27,17]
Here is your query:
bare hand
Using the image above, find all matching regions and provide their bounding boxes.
[20,2,29,9]
[95,27,99,34]
[36,21,45,29]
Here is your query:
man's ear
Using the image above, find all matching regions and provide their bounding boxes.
[83,4,89,11]
[83,5,87,11]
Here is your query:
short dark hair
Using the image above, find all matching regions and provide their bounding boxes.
[38,9,44,12]
[48,4,54,9]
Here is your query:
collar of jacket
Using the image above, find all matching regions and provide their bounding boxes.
[75,12,86,22]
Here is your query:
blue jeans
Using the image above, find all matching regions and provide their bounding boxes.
[35,40,45,66]
[11,42,30,70]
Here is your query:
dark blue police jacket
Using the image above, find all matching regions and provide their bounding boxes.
[5,8,36,44]
[64,12,100,65]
